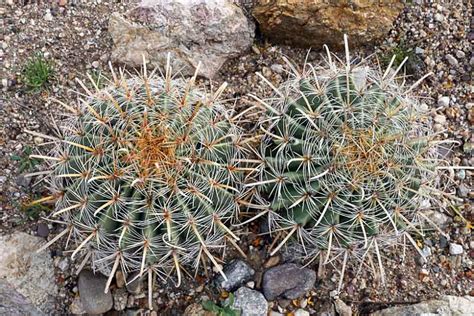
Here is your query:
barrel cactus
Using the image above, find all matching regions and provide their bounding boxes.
[30,60,247,302]
[248,37,442,287]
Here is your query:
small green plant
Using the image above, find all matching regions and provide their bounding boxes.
[380,41,422,75]
[21,198,51,220]
[11,146,41,172]
[21,52,54,92]
[202,293,240,316]
[87,69,106,90]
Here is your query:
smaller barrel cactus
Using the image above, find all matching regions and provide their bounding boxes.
[30,59,247,306]
[247,36,445,288]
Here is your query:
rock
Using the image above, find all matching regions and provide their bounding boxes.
[294,309,310,316]
[445,54,458,67]
[370,295,474,316]
[116,270,126,288]
[438,96,450,107]
[423,210,452,228]
[449,243,464,255]
[112,288,128,311]
[0,280,46,316]
[0,232,57,314]
[421,246,432,258]
[232,287,268,316]
[455,50,466,59]
[109,0,254,78]
[36,223,50,238]
[16,174,32,187]
[69,296,86,315]
[78,270,113,314]
[56,257,69,271]
[434,13,444,22]
[458,184,469,198]
[44,10,53,21]
[262,263,316,300]
[252,1,404,50]
[434,114,447,124]
[217,259,255,291]
[415,47,424,55]
[126,271,143,294]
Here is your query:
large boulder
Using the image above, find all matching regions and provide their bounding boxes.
[109,0,254,78]
[371,295,474,316]
[0,232,57,314]
[0,280,45,316]
[252,0,404,50]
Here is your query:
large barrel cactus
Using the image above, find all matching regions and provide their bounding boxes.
[31,61,246,302]
[248,37,441,287]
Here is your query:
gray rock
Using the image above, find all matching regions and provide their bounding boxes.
[449,243,464,255]
[294,309,310,316]
[16,174,31,187]
[415,47,424,55]
[370,295,474,316]
[217,259,255,291]
[126,271,143,294]
[113,288,128,311]
[458,184,469,198]
[445,54,458,67]
[434,114,447,124]
[78,270,113,314]
[232,287,268,316]
[109,0,254,78]
[43,10,53,21]
[36,223,50,238]
[434,13,444,22]
[0,232,57,314]
[334,298,352,316]
[455,50,466,59]
[262,263,316,300]
[421,246,432,258]
[0,280,45,316]
[438,96,450,107]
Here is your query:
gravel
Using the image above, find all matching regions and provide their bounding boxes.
[0,0,472,315]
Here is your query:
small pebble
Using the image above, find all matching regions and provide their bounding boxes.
[449,243,464,255]
[437,96,450,107]
[445,54,458,67]
[36,223,50,238]
[294,309,310,316]
[434,114,446,124]
[44,10,54,21]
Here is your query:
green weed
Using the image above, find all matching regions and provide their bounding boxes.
[21,52,54,92]
[11,146,41,173]
[202,293,240,316]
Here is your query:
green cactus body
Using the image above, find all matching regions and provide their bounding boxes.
[37,65,245,294]
[251,45,438,278]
